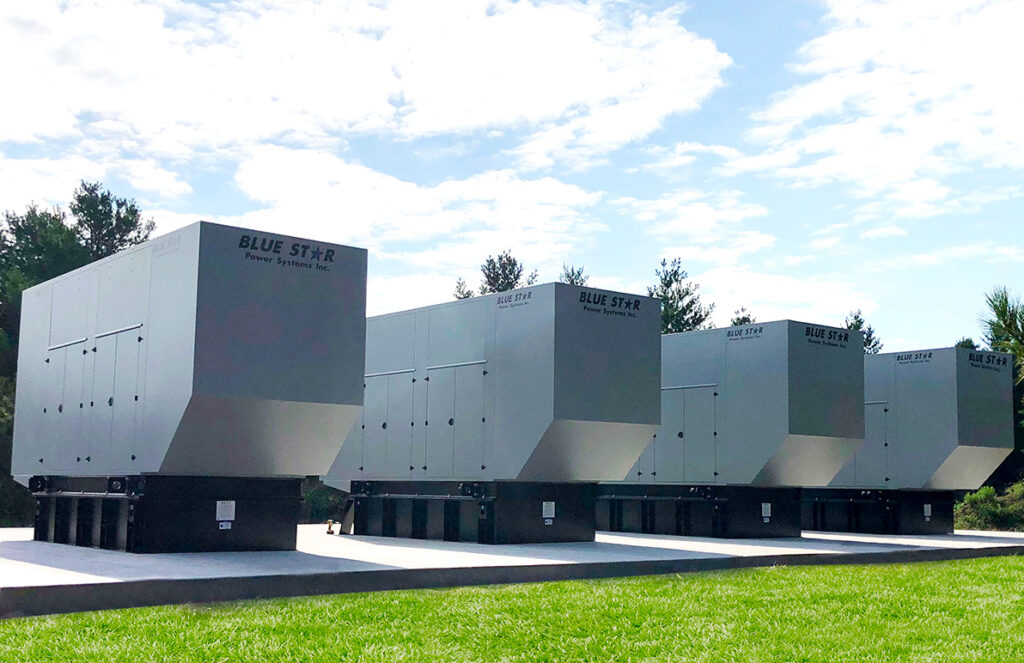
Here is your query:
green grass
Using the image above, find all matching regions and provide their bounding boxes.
[4,557,1024,662]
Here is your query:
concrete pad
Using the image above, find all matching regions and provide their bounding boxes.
[1,526,1022,618]
[803,529,1024,549]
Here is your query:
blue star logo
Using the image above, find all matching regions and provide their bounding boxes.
[310,246,323,261]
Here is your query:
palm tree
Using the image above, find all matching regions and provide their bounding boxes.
[983,286,1024,385]
[981,287,1024,489]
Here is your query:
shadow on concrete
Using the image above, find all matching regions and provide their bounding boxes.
[313,531,734,564]
[0,538,396,583]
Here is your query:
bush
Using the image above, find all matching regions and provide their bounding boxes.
[301,477,350,523]
[955,481,1024,531]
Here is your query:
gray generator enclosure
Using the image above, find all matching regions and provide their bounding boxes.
[624,320,865,487]
[13,222,367,552]
[831,347,1014,491]
[327,283,661,485]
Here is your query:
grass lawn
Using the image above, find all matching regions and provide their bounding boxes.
[3,556,1024,661]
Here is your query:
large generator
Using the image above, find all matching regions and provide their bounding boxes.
[13,221,367,552]
[805,346,1015,534]
[599,320,865,538]
[325,283,661,543]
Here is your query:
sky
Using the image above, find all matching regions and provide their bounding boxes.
[1,0,1021,352]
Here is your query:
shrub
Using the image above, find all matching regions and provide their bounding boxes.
[955,481,1024,531]
[301,478,350,523]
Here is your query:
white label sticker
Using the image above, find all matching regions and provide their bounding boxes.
[924,504,932,517]
[761,502,772,518]
[542,501,555,519]
[219,521,232,530]
[216,500,236,521]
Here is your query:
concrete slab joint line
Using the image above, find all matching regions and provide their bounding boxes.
[1,526,1024,618]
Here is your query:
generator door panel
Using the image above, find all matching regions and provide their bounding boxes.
[684,386,717,482]
[385,373,415,477]
[453,364,485,478]
[362,375,388,476]
[425,367,455,477]
[655,388,687,482]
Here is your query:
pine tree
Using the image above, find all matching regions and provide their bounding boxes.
[844,309,883,354]
[647,258,714,334]
[559,263,589,286]
[730,307,756,326]
[70,180,155,261]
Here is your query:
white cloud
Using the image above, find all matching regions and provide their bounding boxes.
[811,222,850,237]
[663,230,776,266]
[145,209,206,236]
[185,146,605,283]
[780,255,816,267]
[860,225,907,239]
[118,159,192,198]
[588,276,651,298]
[507,10,732,170]
[0,153,191,212]
[728,0,1024,218]
[614,189,768,241]
[641,141,742,173]
[807,236,840,250]
[367,273,458,316]
[873,241,1024,270]
[697,266,874,328]
[612,188,773,269]
[0,155,106,211]
[0,0,730,170]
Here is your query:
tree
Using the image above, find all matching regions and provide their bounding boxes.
[478,251,537,294]
[956,337,979,350]
[559,263,589,286]
[454,278,475,300]
[647,258,714,334]
[70,180,155,261]
[981,286,1024,424]
[730,307,756,326]
[979,286,1024,489]
[844,309,883,354]
[452,251,538,299]
[982,287,1024,376]
[1,205,89,286]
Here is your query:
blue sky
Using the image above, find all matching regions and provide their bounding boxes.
[1,0,1021,351]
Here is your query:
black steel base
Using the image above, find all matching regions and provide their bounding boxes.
[349,481,597,544]
[802,488,955,535]
[29,475,302,553]
[596,485,803,538]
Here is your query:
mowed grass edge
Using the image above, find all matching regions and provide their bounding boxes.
[3,556,1024,662]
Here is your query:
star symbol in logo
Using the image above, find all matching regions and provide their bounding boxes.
[310,246,323,261]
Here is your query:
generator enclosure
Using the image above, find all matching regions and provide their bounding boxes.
[623,320,865,487]
[807,347,1014,535]
[13,221,367,551]
[830,347,1014,491]
[327,282,661,485]
[598,320,863,538]
[326,282,660,544]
